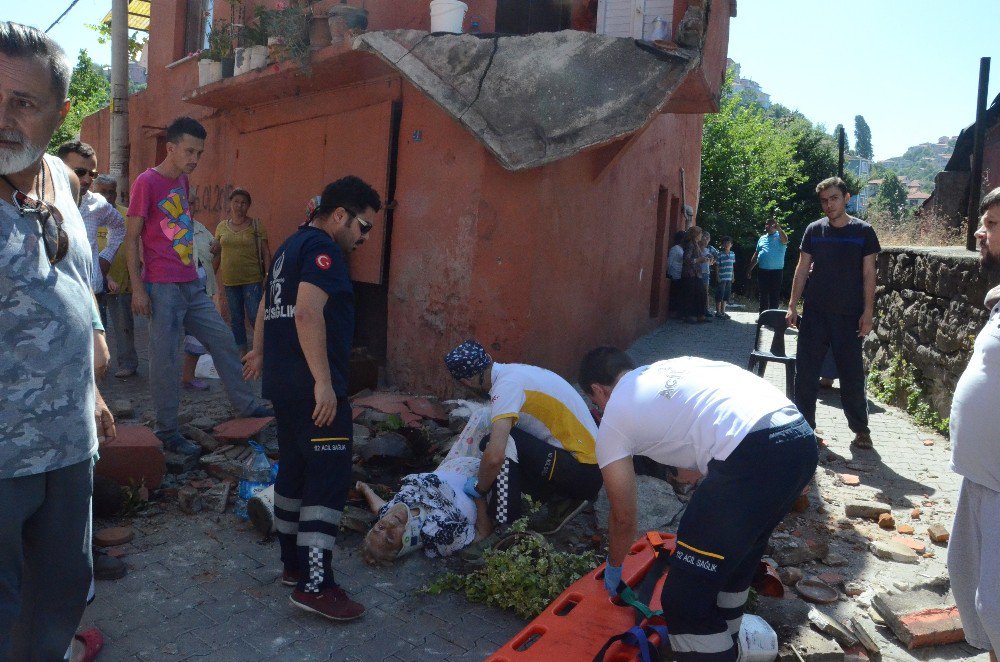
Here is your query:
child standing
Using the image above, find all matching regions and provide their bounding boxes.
[715,236,735,319]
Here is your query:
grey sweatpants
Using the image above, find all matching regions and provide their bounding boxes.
[0,458,94,661]
[948,478,1000,652]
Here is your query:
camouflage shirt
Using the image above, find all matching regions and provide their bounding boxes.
[1,154,97,478]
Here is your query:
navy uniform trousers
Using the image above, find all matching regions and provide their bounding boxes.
[662,418,817,661]
[272,398,353,593]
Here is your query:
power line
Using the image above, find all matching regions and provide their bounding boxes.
[46,0,83,33]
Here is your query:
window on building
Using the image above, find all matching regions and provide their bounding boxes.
[183,0,213,57]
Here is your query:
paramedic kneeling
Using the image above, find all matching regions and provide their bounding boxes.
[579,347,818,661]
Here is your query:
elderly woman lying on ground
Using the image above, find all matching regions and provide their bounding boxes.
[358,455,493,564]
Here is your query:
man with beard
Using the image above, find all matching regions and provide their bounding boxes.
[948,187,1000,662]
[243,177,379,622]
[57,140,125,324]
[0,21,115,658]
[443,340,603,553]
[786,177,880,448]
[125,116,272,456]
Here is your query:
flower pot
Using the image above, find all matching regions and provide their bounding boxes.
[233,47,252,75]
[309,14,332,49]
[249,44,269,69]
[198,59,223,86]
[221,56,235,78]
[327,6,368,46]
[267,36,287,64]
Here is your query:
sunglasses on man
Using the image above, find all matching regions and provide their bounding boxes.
[72,167,99,179]
[347,210,373,235]
[9,188,70,264]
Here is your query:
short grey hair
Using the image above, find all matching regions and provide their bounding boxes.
[0,21,72,102]
[94,174,117,186]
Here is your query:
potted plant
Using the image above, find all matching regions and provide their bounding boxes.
[327,2,368,46]
[197,47,223,86]
[255,4,310,70]
[235,17,268,74]
[207,21,235,77]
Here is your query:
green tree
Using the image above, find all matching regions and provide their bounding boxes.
[86,23,147,61]
[698,79,804,250]
[854,115,873,160]
[48,49,111,153]
[872,171,908,217]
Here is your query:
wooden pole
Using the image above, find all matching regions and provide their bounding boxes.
[110,0,130,204]
[967,57,991,250]
[838,126,845,179]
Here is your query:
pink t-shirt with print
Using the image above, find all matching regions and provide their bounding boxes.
[127,168,198,283]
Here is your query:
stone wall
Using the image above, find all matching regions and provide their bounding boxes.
[866,247,996,419]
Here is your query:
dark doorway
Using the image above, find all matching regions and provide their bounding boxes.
[649,186,668,318]
[496,0,573,34]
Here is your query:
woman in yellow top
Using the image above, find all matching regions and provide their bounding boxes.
[212,188,271,352]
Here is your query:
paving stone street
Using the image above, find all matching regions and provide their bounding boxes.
[82,308,987,661]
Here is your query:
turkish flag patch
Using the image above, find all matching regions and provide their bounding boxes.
[315,254,332,270]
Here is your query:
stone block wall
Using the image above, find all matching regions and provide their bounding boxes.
[866,247,995,419]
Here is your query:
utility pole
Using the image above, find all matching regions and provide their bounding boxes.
[967,57,991,251]
[110,0,130,203]
[838,126,845,179]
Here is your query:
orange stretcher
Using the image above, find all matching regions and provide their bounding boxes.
[488,532,677,662]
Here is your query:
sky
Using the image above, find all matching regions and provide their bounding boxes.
[9,0,1000,162]
[729,0,1000,161]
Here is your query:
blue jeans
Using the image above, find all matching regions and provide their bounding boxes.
[147,280,262,439]
[0,459,93,660]
[224,282,263,348]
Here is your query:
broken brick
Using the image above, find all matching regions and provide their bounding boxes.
[897,524,915,534]
[892,536,926,554]
[873,591,965,648]
[922,439,935,446]
[403,397,449,423]
[878,513,895,529]
[817,572,843,587]
[928,524,950,543]
[351,392,410,413]
[95,425,166,489]
[910,508,922,519]
[897,607,965,648]
[94,526,134,547]
[212,417,274,443]
[839,473,861,486]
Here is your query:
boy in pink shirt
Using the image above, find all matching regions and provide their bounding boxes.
[125,117,271,454]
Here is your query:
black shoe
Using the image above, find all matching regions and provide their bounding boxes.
[529,498,588,535]
[93,550,127,580]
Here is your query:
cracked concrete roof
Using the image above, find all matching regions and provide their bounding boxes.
[356,30,700,171]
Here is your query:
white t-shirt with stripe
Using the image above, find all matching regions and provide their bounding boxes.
[489,362,599,465]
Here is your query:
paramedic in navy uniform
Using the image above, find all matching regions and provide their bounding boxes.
[243,176,381,623]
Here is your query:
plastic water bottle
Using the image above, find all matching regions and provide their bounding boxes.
[236,442,273,520]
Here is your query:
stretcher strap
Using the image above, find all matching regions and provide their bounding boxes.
[618,585,663,620]
[592,624,669,662]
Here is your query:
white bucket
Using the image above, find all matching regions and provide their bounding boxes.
[430,0,468,34]
[737,614,779,662]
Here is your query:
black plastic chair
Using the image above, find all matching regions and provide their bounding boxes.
[747,309,796,398]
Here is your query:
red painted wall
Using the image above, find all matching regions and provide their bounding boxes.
[81,0,728,395]
[385,85,704,394]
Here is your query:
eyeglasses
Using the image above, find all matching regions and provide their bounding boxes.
[347,210,373,235]
[72,167,99,179]
[10,189,69,265]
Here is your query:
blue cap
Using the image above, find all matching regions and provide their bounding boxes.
[444,340,493,380]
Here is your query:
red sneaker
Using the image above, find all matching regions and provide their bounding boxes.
[290,586,365,622]
[281,569,300,587]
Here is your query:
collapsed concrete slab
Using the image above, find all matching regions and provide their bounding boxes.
[357,30,700,171]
